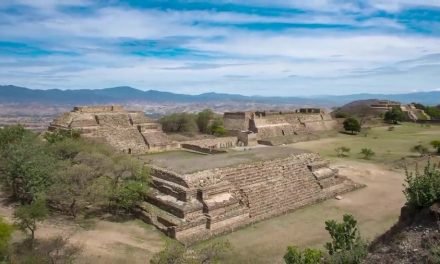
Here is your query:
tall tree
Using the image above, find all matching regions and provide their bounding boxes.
[14,199,48,247]
[384,107,404,124]
[343,118,361,134]
[197,109,215,133]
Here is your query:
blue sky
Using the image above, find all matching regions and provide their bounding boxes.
[1,0,440,96]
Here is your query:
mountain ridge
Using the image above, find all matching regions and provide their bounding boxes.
[1,85,439,106]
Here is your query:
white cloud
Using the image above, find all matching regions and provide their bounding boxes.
[0,0,439,95]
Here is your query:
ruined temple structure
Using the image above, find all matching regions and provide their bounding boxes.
[223,108,337,145]
[137,147,361,243]
[49,105,176,153]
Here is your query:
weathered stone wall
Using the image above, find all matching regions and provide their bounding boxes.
[143,152,360,243]
[224,110,337,142]
[187,153,324,219]
[223,112,252,135]
[182,137,238,150]
[48,105,175,154]
[73,105,124,113]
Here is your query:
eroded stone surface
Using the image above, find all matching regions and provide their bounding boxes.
[49,105,177,153]
[138,150,361,244]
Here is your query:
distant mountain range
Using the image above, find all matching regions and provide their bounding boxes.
[1,85,439,106]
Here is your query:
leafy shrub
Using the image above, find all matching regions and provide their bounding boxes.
[335,147,350,157]
[44,129,80,144]
[284,246,322,264]
[431,140,440,154]
[0,125,150,217]
[360,148,375,160]
[284,215,367,264]
[324,214,367,264]
[403,161,440,208]
[334,112,348,118]
[325,242,368,264]
[411,144,429,156]
[0,217,13,260]
[159,113,198,133]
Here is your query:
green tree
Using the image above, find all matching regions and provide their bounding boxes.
[425,106,440,119]
[160,113,198,133]
[343,118,361,135]
[14,199,48,247]
[384,107,404,124]
[1,137,57,203]
[0,125,29,153]
[284,246,322,264]
[0,217,13,260]
[431,140,440,154]
[335,146,350,157]
[197,109,215,134]
[208,118,226,137]
[360,148,375,160]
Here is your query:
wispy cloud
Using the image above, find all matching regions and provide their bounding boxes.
[0,0,439,95]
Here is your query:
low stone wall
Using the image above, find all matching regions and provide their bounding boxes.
[181,137,237,153]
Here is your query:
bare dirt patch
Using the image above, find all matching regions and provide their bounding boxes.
[0,194,165,264]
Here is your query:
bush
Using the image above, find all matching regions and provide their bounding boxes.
[284,246,322,264]
[284,215,367,264]
[324,214,367,264]
[431,140,440,154]
[11,236,81,264]
[0,126,150,218]
[0,217,13,260]
[335,147,350,158]
[360,148,375,160]
[334,112,348,119]
[403,161,440,208]
[343,118,361,134]
[159,113,198,133]
[209,118,226,137]
[325,242,368,264]
[411,144,429,156]
[197,109,215,133]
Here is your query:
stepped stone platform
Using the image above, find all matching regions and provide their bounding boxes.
[48,105,177,153]
[137,146,362,244]
[224,108,337,145]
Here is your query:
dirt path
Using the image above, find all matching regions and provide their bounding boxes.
[213,160,406,264]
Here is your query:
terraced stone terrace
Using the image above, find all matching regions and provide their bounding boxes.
[139,146,308,174]
[135,146,361,243]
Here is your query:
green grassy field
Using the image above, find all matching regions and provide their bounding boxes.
[292,123,440,165]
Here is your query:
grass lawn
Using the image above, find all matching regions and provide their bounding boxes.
[291,123,440,165]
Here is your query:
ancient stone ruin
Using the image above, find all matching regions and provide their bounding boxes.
[49,105,176,153]
[137,147,361,244]
[224,108,337,145]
